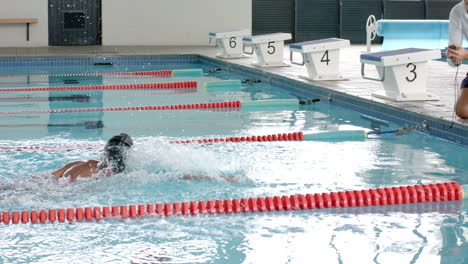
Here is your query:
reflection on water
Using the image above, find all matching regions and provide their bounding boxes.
[1,205,465,263]
[0,134,467,264]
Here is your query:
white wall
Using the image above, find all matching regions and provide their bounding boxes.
[0,0,49,47]
[0,0,251,47]
[102,0,252,46]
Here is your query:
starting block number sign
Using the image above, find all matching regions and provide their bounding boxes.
[290,38,350,81]
[243,33,292,67]
[209,29,250,59]
[360,48,441,101]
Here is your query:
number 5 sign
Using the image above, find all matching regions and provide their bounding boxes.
[242,33,292,67]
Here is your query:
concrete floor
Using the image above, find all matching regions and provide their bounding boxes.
[1,44,467,130]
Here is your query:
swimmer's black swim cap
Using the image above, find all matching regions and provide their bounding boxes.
[104,133,133,173]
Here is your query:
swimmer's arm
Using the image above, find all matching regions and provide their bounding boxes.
[71,160,101,182]
[181,175,238,183]
[52,161,84,178]
[60,160,100,182]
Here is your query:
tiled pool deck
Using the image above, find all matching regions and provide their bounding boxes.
[0,44,467,146]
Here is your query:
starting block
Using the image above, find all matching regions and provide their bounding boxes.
[360,48,441,101]
[289,38,350,81]
[243,33,291,67]
[209,29,250,59]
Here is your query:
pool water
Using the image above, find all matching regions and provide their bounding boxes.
[0,58,467,264]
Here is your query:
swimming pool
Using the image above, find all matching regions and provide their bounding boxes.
[0,55,467,264]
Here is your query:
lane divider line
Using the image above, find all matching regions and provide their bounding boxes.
[170,132,305,144]
[0,81,197,93]
[0,100,241,115]
[0,70,170,78]
[0,132,304,150]
[0,131,307,151]
[0,99,299,115]
[0,69,203,78]
[1,182,465,225]
[0,144,102,151]
[0,130,390,151]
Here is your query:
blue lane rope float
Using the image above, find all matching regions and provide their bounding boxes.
[203,79,262,88]
[241,99,299,108]
[203,80,241,87]
[202,80,242,92]
[171,69,203,78]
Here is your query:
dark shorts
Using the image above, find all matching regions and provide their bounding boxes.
[461,74,468,89]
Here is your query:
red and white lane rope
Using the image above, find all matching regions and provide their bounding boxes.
[0,182,465,224]
[0,100,241,115]
[0,132,306,151]
[0,70,173,78]
[169,132,305,144]
[0,144,101,151]
[0,81,197,93]
[0,98,300,115]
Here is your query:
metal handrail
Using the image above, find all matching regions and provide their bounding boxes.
[289,51,305,66]
[361,63,385,82]
[208,37,217,47]
[243,43,254,55]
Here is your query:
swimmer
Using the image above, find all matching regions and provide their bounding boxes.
[52,133,238,183]
[52,133,133,182]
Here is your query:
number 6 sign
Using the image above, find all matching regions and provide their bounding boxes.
[209,30,250,59]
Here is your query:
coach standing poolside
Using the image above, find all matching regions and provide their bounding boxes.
[447,0,468,118]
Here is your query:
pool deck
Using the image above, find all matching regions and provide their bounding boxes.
[1,44,467,144]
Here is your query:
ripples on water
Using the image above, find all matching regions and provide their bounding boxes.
[0,205,466,263]
[0,134,467,263]
[1,62,468,262]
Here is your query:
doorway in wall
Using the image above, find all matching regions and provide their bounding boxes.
[48,0,102,46]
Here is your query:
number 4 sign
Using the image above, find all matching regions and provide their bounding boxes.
[289,38,350,81]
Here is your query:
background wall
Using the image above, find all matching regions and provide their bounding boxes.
[1,0,453,47]
[0,0,49,47]
[101,0,252,46]
[0,0,251,47]
[252,0,459,44]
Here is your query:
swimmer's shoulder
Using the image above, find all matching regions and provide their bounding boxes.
[86,159,100,165]
[84,160,101,173]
